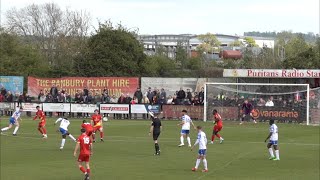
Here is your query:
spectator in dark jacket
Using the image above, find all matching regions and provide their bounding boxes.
[160,88,166,102]
[0,87,7,96]
[198,87,204,104]
[18,93,24,106]
[134,88,143,104]
[146,87,154,104]
[177,87,186,104]
[50,85,58,97]
[83,87,89,97]
[6,91,13,102]
[186,89,192,102]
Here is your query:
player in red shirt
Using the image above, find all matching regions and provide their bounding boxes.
[33,106,47,138]
[210,109,224,144]
[82,120,94,137]
[74,128,92,180]
[91,109,104,142]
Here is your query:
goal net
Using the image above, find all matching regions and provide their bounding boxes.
[204,83,320,126]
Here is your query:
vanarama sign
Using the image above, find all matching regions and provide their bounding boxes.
[223,69,320,78]
[250,107,303,121]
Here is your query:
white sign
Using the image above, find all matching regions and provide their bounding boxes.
[71,104,98,113]
[0,102,15,110]
[100,104,129,114]
[223,69,320,78]
[131,104,148,113]
[21,103,42,112]
[43,103,71,112]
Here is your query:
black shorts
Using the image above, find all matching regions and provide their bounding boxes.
[153,132,160,140]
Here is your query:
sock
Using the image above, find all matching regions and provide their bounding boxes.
[203,159,208,170]
[268,148,274,157]
[187,137,191,146]
[13,127,19,134]
[38,128,43,134]
[68,134,76,141]
[61,139,66,148]
[211,135,215,141]
[1,127,9,131]
[155,143,159,153]
[216,134,221,138]
[275,150,280,159]
[79,166,86,174]
[86,169,90,174]
[180,136,184,144]
[195,159,201,169]
[42,128,47,134]
[100,132,104,139]
[92,133,96,141]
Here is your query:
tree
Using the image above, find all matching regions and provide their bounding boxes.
[197,33,221,53]
[175,41,188,69]
[243,37,258,47]
[142,55,176,77]
[229,40,243,47]
[74,21,147,76]
[5,3,91,76]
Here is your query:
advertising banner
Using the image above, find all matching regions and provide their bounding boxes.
[131,104,160,113]
[71,104,98,113]
[43,103,71,112]
[162,105,204,120]
[21,103,42,112]
[223,69,320,78]
[100,104,129,114]
[0,102,15,110]
[250,107,304,122]
[28,76,139,97]
[0,76,24,95]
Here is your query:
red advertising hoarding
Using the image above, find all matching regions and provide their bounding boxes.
[28,76,139,97]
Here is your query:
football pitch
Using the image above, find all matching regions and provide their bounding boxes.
[1,118,319,180]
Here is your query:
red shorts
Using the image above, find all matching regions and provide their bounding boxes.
[213,125,222,132]
[86,130,93,136]
[93,126,102,132]
[78,154,90,162]
[38,122,46,128]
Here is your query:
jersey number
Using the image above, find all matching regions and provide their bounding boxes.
[83,137,90,144]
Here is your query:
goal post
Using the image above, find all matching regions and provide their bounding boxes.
[203,82,318,125]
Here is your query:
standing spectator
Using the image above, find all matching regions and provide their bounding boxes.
[146,87,154,104]
[125,94,132,119]
[167,95,173,104]
[5,91,13,116]
[83,87,89,97]
[0,86,7,96]
[38,90,45,102]
[257,98,266,107]
[158,96,166,105]
[152,95,158,105]
[65,93,71,102]
[199,87,204,105]
[160,88,166,102]
[117,94,126,119]
[103,87,108,95]
[134,88,143,104]
[50,84,58,98]
[131,97,138,119]
[18,93,25,107]
[186,89,192,103]
[142,96,150,119]
[177,87,186,104]
[110,95,118,104]
[265,97,274,107]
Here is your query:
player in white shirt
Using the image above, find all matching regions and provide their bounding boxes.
[54,118,77,150]
[177,110,196,147]
[191,126,208,172]
[1,107,23,136]
[264,120,280,161]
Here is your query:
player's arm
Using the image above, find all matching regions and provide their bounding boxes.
[73,142,80,157]
[33,114,38,120]
[149,124,154,135]
[90,143,93,155]
[264,132,272,142]
[191,120,196,130]
[191,137,200,150]
[54,118,62,125]
[177,119,185,126]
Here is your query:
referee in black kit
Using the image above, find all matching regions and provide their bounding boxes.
[148,111,162,155]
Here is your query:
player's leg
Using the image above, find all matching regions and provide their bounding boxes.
[267,142,275,160]
[12,122,20,135]
[215,127,224,143]
[202,155,208,172]
[85,162,90,180]
[153,133,160,155]
[60,134,67,150]
[78,161,87,174]
[211,128,216,144]
[186,132,191,147]
[66,132,77,142]
[1,123,13,132]
[99,127,104,142]
[250,113,257,123]
[192,154,201,171]
[179,132,186,146]
[273,144,280,160]
[240,114,245,124]
[41,124,48,137]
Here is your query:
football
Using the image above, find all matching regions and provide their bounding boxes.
[103,117,108,122]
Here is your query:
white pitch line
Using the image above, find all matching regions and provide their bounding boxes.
[1,133,319,146]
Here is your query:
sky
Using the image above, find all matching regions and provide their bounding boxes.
[0,0,319,35]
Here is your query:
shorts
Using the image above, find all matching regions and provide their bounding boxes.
[153,132,160,140]
[198,149,207,156]
[94,126,102,132]
[213,125,222,132]
[86,130,93,136]
[9,117,16,125]
[78,154,90,162]
[59,128,68,135]
[181,130,190,135]
[38,122,46,128]
[269,140,278,145]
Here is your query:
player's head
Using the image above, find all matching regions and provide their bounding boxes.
[94,109,99,114]
[196,126,202,132]
[36,106,40,110]
[182,110,187,115]
[213,109,218,115]
[82,120,87,123]
[244,100,248,104]
[269,120,275,125]
[81,128,86,133]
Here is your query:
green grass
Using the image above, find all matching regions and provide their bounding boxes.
[1,118,319,180]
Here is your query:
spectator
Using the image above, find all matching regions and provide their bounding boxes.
[177,87,186,104]
[61,88,66,94]
[146,87,154,104]
[172,95,179,105]
[117,94,126,119]
[124,94,132,119]
[87,93,93,103]
[158,96,166,105]
[198,87,204,104]
[18,93,25,106]
[6,91,13,102]
[0,86,7,96]
[0,93,4,102]
[110,95,118,104]
[256,98,266,106]
[103,87,108,95]
[186,89,192,102]
[265,98,274,107]
[65,93,71,102]
[160,88,166,102]
[192,97,200,106]
[57,91,65,103]
[134,88,143,104]
[83,87,89,97]
[167,95,173,104]
[50,84,58,98]
[38,90,45,102]
[152,95,158,105]
[94,93,101,104]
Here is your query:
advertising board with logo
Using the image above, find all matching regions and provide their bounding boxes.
[100,104,130,114]
[71,104,98,113]
[250,107,304,122]
[43,103,71,112]
[131,104,160,113]
[21,103,42,112]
